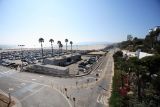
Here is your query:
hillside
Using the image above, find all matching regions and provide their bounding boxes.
[118,26,160,54]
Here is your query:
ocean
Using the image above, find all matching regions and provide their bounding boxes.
[0,44,107,51]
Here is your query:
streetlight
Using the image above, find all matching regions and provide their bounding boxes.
[73,97,76,107]
[18,45,25,72]
[64,88,68,98]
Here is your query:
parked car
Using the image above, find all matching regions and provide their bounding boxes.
[2,62,11,66]
[79,68,86,73]
[85,64,91,70]
[78,62,86,68]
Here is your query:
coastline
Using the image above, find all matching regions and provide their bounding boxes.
[0,44,107,52]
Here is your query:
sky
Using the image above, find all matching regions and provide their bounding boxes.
[0,0,160,48]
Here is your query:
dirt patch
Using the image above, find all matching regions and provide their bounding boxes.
[0,93,15,107]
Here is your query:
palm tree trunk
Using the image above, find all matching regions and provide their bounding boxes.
[41,43,43,58]
[71,44,72,54]
[66,42,67,53]
[59,46,60,56]
[51,43,53,57]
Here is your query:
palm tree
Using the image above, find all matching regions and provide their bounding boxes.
[39,38,44,58]
[57,41,61,56]
[70,41,73,54]
[65,39,68,53]
[49,39,54,57]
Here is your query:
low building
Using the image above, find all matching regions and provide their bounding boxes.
[43,53,81,66]
[136,52,154,59]
[87,51,106,56]
[122,50,154,59]
[122,50,136,57]
[25,63,69,76]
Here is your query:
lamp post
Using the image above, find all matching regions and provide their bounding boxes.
[18,45,25,72]
[73,97,76,107]
[64,88,68,97]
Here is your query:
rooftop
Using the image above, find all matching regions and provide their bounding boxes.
[35,63,68,70]
[87,51,106,55]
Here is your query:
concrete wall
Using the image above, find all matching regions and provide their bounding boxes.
[44,54,81,66]
[25,64,69,76]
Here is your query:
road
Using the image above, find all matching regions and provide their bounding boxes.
[66,52,114,107]
[0,66,72,107]
[0,50,114,107]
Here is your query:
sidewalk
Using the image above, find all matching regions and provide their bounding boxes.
[0,89,21,107]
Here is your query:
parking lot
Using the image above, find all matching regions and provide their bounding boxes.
[67,55,98,75]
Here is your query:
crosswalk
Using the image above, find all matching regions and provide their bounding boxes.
[0,69,17,77]
[97,94,109,106]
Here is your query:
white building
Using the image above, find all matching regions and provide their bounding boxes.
[122,50,154,59]
[137,52,154,59]
[122,50,136,57]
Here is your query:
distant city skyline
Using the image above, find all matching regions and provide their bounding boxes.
[0,0,160,48]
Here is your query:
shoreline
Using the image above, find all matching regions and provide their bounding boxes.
[0,44,107,52]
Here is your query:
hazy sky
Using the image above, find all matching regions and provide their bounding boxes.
[0,0,160,48]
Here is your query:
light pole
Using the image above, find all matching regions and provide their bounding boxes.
[18,45,25,72]
[64,88,68,98]
[73,97,76,107]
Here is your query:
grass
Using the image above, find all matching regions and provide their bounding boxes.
[109,69,123,107]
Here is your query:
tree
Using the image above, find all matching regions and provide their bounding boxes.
[39,38,44,58]
[127,35,133,41]
[128,57,148,102]
[148,29,156,50]
[113,51,123,62]
[65,39,68,53]
[70,41,73,54]
[49,39,54,57]
[57,41,61,56]
[141,55,160,75]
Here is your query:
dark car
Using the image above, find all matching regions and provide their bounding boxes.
[78,62,86,68]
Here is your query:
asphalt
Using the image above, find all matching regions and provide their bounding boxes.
[0,67,72,107]
[0,50,114,107]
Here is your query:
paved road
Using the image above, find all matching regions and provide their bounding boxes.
[66,52,114,107]
[0,67,72,107]
[0,50,114,107]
